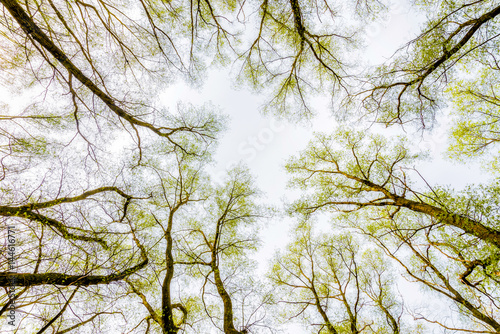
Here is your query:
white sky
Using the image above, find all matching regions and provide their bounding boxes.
[160,2,492,331]
[159,0,427,260]
[0,0,491,332]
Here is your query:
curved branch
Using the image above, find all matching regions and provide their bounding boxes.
[0,257,146,287]
[0,0,198,139]
[0,233,148,287]
[0,207,108,248]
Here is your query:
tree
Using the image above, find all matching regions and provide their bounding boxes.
[447,64,500,169]
[0,185,149,332]
[286,130,500,247]
[270,222,404,333]
[285,129,500,332]
[122,149,208,334]
[355,1,500,127]
[175,166,269,334]
[102,152,269,333]
[362,213,500,332]
[239,0,371,119]
[0,0,226,159]
[3,0,500,332]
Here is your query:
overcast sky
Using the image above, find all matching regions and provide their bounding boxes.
[0,1,489,331]
[159,0,483,259]
[157,2,492,331]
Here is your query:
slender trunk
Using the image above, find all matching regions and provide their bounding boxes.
[161,211,178,334]
[377,303,399,334]
[210,214,245,334]
[310,282,337,334]
[211,264,244,334]
[331,269,358,334]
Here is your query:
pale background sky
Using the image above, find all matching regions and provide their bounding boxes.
[159,2,489,331]
[0,0,490,332]
[160,0,483,261]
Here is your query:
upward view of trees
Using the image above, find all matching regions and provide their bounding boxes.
[0,0,499,333]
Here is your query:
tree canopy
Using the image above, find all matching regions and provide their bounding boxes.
[1,0,500,333]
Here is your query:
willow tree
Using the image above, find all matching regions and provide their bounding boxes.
[239,0,386,119]
[122,148,210,334]
[117,156,269,334]
[355,0,500,127]
[278,2,500,330]
[285,129,500,332]
[269,223,404,334]
[0,0,228,331]
[4,0,500,333]
[174,166,270,334]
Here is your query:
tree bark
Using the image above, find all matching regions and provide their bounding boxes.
[0,257,147,287]
[212,265,245,334]
[0,0,178,137]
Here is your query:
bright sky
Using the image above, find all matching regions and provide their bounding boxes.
[159,2,493,331]
[159,0,423,259]
[0,0,489,331]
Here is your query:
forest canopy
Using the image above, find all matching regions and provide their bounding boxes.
[0,0,499,333]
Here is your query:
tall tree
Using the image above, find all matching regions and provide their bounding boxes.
[355,0,500,127]
[270,222,404,334]
[285,129,500,332]
[176,166,269,334]
[239,0,386,119]
[123,149,208,334]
